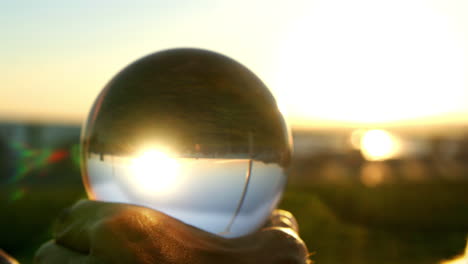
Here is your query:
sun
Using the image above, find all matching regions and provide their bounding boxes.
[359,129,400,161]
[130,149,180,195]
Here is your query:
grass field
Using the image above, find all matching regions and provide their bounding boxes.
[281,182,468,264]
[2,181,468,264]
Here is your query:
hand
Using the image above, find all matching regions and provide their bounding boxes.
[35,200,310,264]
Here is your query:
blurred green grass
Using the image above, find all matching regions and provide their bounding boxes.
[280,182,468,264]
[0,186,85,264]
[2,182,468,264]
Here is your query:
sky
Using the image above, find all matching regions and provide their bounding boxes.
[1,0,468,128]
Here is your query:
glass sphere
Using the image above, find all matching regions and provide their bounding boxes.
[81,48,291,237]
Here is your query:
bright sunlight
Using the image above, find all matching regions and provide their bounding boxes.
[359,129,400,161]
[130,149,180,195]
[274,0,467,125]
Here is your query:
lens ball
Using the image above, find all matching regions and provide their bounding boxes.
[81,48,291,237]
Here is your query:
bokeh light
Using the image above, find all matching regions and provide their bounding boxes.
[360,129,401,161]
[2,141,80,202]
[360,162,391,187]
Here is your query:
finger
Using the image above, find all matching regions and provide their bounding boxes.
[53,200,100,253]
[58,201,287,264]
[53,199,135,253]
[264,209,299,233]
[34,240,90,264]
[53,200,214,260]
[52,200,311,264]
[222,227,310,264]
[254,227,310,264]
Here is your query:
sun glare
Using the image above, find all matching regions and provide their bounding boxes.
[360,129,400,161]
[130,149,180,195]
[273,0,467,125]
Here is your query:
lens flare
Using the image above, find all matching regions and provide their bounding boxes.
[9,188,26,202]
[6,141,78,184]
[3,141,79,202]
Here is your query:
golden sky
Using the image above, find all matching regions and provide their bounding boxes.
[1,0,468,128]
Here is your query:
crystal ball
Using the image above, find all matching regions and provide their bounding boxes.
[81,48,292,237]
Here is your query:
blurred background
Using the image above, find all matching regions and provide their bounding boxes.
[2,0,468,263]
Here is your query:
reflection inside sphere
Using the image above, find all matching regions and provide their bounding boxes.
[130,149,180,194]
[81,48,291,237]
